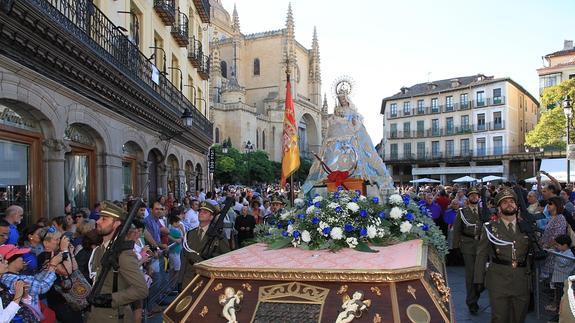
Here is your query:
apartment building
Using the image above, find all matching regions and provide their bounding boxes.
[380,74,539,184]
[538,40,575,97]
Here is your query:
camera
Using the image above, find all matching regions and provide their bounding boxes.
[61,251,69,262]
[149,245,158,252]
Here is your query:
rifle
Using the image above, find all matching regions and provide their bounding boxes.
[200,196,235,259]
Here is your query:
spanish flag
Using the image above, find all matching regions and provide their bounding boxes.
[280,74,300,187]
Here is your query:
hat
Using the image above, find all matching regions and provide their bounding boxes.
[270,196,285,205]
[466,187,480,197]
[495,188,517,206]
[100,200,126,220]
[0,245,31,261]
[199,201,220,215]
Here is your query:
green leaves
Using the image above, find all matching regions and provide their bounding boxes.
[267,237,292,250]
[354,240,379,253]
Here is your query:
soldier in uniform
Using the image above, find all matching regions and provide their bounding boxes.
[88,201,148,323]
[452,187,482,315]
[264,195,285,224]
[474,188,532,323]
[180,201,230,288]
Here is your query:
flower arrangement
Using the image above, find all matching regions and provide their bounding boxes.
[256,189,448,256]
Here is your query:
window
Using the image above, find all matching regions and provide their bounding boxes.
[262,130,266,150]
[445,140,454,157]
[540,73,561,93]
[403,143,412,159]
[417,142,425,159]
[460,139,470,156]
[390,103,397,117]
[460,93,468,109]
[493,111,502,129]
[446,117,454,134]
[220,61,228,78]
[215,128,220,143]
[432,119,439,136]
[403,101,411,115]
[477,113,485,131]
[390,144,398,160]
[461,115,470,131]
[476,138,486,156]
[417,100,425,114]
[403,122,410,137]
[253,58,260,76]
[476,91,485,107]
[493,136,503,155]
[416,120,424,137]
[431,98,439,113]
[445,96,453,111]
[390,124,397,138]
[432,141,440,158]
[493,88,502,104]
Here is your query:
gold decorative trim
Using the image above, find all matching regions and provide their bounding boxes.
[370,286,382,296]
[199,306,208,317]
[407,285,417,300]
[242,282,253,292]
[192,280,204,293]
[373,313,382,323]
[213,282,223,291]
[420,278,450,323]
[390,283,401,323]
[337,284,349,295]
[430,272,450,304]
[194,265,424,283]
[175,296,192,313]
[406,304,431,323]
[182,278,215,322]
[163,275,201,323]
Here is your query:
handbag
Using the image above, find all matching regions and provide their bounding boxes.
[53,269,92,311]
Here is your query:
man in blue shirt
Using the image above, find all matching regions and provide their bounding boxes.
[89,202,101,221]
[4,205,22,245]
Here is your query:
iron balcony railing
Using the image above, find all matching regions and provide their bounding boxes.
[171,9,189,46]
[154,0,176,25]
[198,54,210,80]
[188,36,203,67]
[387,96,507,119]
[387,122,505,139]
[193,0,211,23]
[35,0,212,138]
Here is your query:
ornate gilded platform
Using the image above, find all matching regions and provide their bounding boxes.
[164,240,453,322]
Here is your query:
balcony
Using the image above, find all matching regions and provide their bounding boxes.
[198,54,210,80]
[387,122,505,140]
[171,10,189,46]
[443,105,454,113]
[475,100,486,108]
[430,105,441,114]
[192,0,211,23]
[154,0,176,26]
[386,96,506,120]
[188,36,203,67]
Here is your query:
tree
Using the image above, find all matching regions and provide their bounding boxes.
[525,78,575,149]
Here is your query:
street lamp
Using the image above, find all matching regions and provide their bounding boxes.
[222,140,229,154]
[564,96,572,183]
[244,140,254,153]
[525,146,544,178]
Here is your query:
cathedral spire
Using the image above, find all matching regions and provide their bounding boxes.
[310,26,321,82]
[232,3,240,34]
[322,93,328,113]
[286,3,294,41]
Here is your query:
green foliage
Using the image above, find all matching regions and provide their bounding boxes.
[526,79,575,149]
[294,158,312,183]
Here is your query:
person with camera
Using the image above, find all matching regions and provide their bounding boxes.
[474,188,532,323]
[0,245,29,322]
[37,227,85,322]
[88,201,148,323]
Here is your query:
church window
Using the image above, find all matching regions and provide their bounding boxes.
[215,128,220,143]
[256,130,259,149]
[254,58,260,76]
[262,130,266,150]
[220,61,227,78]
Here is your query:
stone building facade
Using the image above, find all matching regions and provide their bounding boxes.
[209,1,326,161]
[538,40,575,97]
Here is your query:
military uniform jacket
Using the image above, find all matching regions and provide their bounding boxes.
[474,219,531,291]
[87,243,149,322]
[180,226,230,288]
[452,206,481,254]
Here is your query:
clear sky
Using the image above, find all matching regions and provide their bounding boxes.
[221,0,575,145]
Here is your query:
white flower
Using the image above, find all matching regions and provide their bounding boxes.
[367,225,378,239]
[313,196,323,203]
[346,237,359,248]
[346,202,360,212]
[359,195,367,201]
[287,224,294,234]
[390,207,403,220]
[294,198,305,207]
[328,202,340,209]
[301,230,311,243]
[330,227,344,240]
[377,228,385,238]
[400,221,413,233]
[319,221,328,229]
[292,239,299,247]
[280,211,290,220]
[389,194,403,205]
[306,205,315,214]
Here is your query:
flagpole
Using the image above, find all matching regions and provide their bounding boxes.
[290,175,295,207]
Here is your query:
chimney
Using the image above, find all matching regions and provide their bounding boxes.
[427,83,437,90]
[400,87,409,94]
[564,40,574,50]
[450,79,460,88]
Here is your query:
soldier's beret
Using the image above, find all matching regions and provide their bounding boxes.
[466,187,480,197]
[199,201,220,215]
[100,200,126,220]
[270,196,285,205]
[495,188,517,206]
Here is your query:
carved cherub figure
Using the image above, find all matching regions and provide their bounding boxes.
[335,290,371,323]
[219,287,243,323]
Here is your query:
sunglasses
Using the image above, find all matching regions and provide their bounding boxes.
[41,226,57,241]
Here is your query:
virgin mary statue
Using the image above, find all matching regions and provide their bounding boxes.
[302,79,395,199]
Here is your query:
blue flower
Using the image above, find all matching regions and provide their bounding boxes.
[405,213,414,221]
[422,224,429,231]
[379,211,386,219]
[322,227,332,235]
[335,206,343,213]
[403,195,411,206]
[298,214,305,220]
[269,220,276,225]
[372,197,379,204]
[314,201,321,208]
[337,186,344,191]
[355,190,362,195]
[360,210,368,218]
[418,200,426,207]
[277,223,283,229]
[360,227,368,236]
[314,193,320,197]
[352,197,359,202]
[282,231,289,237]
[312,217,320,225]
[308,200,314,206]
[293,230,301,238]
[344,223,354,232]
[288,219,294,225]
[333,192,340,199]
